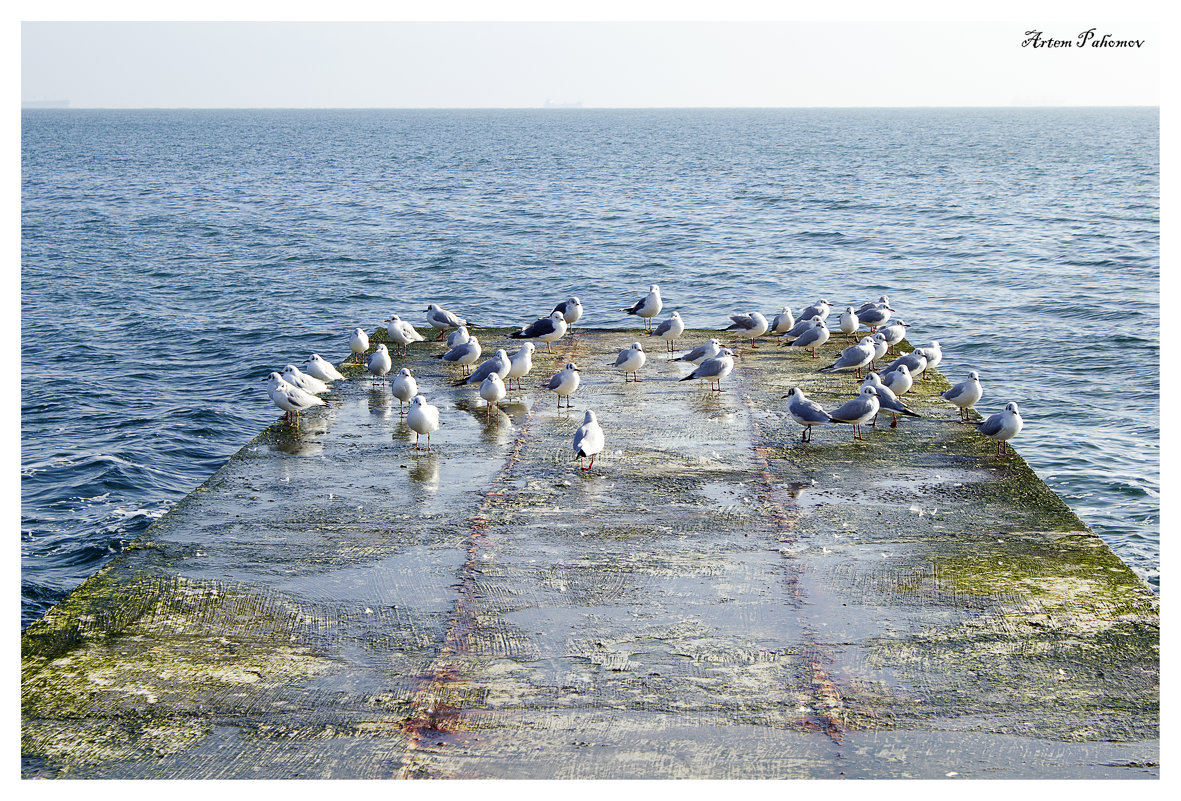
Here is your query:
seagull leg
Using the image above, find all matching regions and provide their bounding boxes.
[890,414,898,428]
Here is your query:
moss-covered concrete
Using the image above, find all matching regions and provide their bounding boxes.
[22,328,1158,779]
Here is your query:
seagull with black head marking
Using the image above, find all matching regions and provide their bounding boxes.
[424,303,468,340]
[782,387,833,443]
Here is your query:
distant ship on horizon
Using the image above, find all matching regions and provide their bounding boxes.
[543,99,583,109]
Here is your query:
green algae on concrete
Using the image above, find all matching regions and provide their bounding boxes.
[22,328,1158,779]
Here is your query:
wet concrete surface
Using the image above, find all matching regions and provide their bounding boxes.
[22,328,1159,778]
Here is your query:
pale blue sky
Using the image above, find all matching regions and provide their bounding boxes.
[21,20,1159,108]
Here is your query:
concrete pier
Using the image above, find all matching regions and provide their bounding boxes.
[22,328,1159,779]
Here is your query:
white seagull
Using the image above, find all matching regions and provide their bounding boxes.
[265,372,325,428]
[770,307,796,335]
[437,336,482,377]
[679,348,735,392]
[611,342,647,382]
[943,371,983,422]
[304,354,345,383]
[367,343,393,387]
[819,336,875,378]
[977,401,1023,455]
[447,325,471,348]
[385,315,426,356]
[881,363,915,396]
[505,343,536,392]
[838,306,860,341]
[391,368,418,415]
[674,338,723,364]
[479,373,507,418]
[407,395,441,451]
[650,311,685,352]
[463,348,511,386]
[725,311,770,348]
[511,310,568,352]
[349,328,369,364]
[622,284,663,329]
[828,385,881,442]
[789,319,830,357]
[543,362,581,408]
[424,304,468,339]
[782,387,833,443]
[573,410,605,471]
[281,364,329,395]
[552,297,583,328]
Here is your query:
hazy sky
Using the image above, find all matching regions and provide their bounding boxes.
[21,19,1159,108]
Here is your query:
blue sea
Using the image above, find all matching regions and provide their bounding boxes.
[20,108,1159,628]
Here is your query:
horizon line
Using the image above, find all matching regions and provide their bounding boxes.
[20,104,1161,111]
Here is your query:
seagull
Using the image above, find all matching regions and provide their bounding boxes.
[552,297,583,329]
[281,364,329,395]
[856,295,891,316]
[543,362,581,408]
[611,342,647,382]
[505,342,536,392]
[782,387,833,442]
[622,284,663,329]
[674,338,723,364]
[679,348,735,392]
[943,371,983,422]
[437,336,482,377]
[869,333,889,370]
[304,354,345,383]
[780,314,824,343]
[862,372,920,427]
[407,395,441,450]
[789,319,830,357]
[385,315,426,356]
[819,336,875,378]
[725,311,770,348]
[977,401,1023,455]
[828,385,881,442]
[877,319,910,354]
[367,343,393,387]
[349,328,369,364]
[424,304,468,339]
[650,311,685,352]
[479,373,507,418]
[573,410,605,471]
[265,372,325,428]
[881,363,915,396]
[769,307,796,335]
[913,341,943,380]
[391,368,418,415]
[857,301,894,331]
[511,310,568,352]
[463,348,511,386]
[799,299,832,322]
[882,350,928,382]
[447,325,471,348]
[838,306,860,341]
